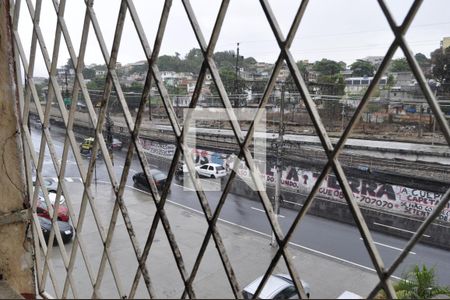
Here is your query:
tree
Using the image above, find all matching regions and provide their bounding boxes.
[184,48,203,72]
[65,58,75,70]
[285,60,309,89]
[415,53,430,66]
[390,57,410,72]
[316,74,345,95]
[312,59,343,76]
[211,66,241,96]
[86,76,106,91]
[213,50,236,69]
[350,60,375,77]
[158,55,182,72]
[243,56,257,68]
[395,265,450,299]
[82,68,96,79]
[431,47,450,92]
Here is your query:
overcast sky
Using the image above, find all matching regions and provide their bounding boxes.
[16,0,450,77]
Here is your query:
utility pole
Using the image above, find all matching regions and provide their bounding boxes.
[148,96,152,121]
[431,88,438,145]
[105,107,114,165]
[234,42,240,107]
[271,83,284,247]
[418,104,423,138]
[64,67,69,109]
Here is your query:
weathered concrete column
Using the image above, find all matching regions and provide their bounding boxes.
[0,1,34,298]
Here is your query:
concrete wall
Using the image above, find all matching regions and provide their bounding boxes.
[0,1,34,297]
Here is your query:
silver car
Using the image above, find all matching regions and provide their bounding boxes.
[242,274,311,299]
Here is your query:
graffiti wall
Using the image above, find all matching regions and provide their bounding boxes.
[139,138,228,166]
[139,138,176,159]
[139,138,450,223]
[237,164,450,223]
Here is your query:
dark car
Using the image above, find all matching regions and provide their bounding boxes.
[38,216,74,245]
[132,169,170,193]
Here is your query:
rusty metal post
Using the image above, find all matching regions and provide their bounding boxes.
[0,0,34,298]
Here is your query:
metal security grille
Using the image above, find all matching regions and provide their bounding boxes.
[8,0,450,298]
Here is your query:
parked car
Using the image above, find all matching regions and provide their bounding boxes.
[36,191,69,222]
[132,169,170,193]
[111,138,123,150]
[242,274,311,299]
[195,163,227,178]
[38,216,74,245]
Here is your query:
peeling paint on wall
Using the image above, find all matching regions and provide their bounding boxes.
[0,0,34,297]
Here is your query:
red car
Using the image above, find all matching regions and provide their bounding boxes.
[36,192,69,222]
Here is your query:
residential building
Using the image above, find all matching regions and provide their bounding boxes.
[391,72,416,87]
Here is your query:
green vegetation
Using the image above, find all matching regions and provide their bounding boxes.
[431,46,450,93]
[154,48,258,74]
[376,265,450,299]
[396,265,450,299]
[312,58,345,75]
[389,57,409,72]
[350,59,375,77]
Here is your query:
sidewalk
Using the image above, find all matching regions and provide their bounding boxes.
[42,182,382,299]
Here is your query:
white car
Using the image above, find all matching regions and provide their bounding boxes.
[195,163,227,178]
[242,274,311,299]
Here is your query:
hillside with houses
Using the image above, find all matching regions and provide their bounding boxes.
[33,38,449,125]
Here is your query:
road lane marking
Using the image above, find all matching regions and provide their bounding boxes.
[251,207,285,218]
[283,200,303,207]
[173,183,196,191]
[373,222,431,238]
[359,238,416,255]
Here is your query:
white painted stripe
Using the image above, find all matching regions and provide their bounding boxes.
[65,178,74,182]
[373,222,431,238]
[251,207,285,218]
[283,199,303,207]
[173,183,196,191]
[199,178,222,186]
[359,238,416,255]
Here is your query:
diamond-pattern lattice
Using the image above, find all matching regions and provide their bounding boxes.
[9,0,450,298]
